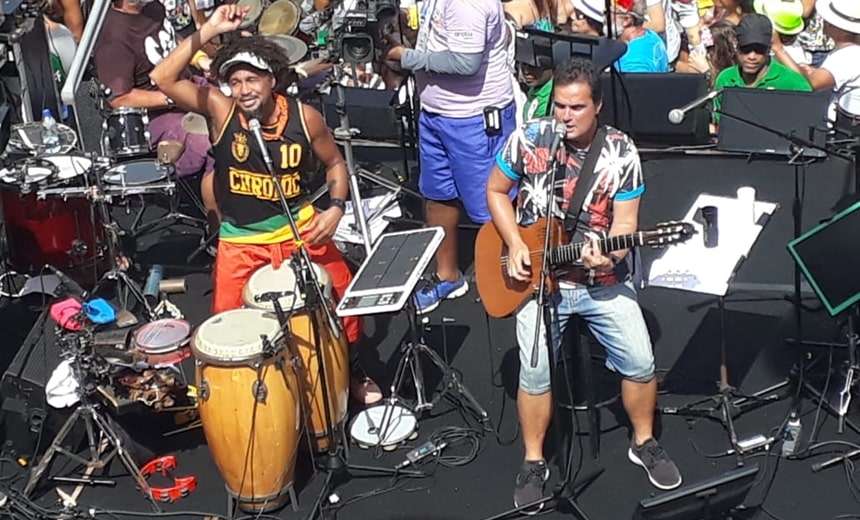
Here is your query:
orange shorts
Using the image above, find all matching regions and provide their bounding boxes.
[211,239,361,344]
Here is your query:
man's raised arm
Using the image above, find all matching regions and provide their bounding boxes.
[150,4,248,118]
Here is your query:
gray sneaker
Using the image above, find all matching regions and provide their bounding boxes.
[628,438,682,490]
[513,459,549,514]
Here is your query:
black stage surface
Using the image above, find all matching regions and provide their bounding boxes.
[2,150,860,520]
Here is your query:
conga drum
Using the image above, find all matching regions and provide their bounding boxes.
[193,309,300,512]
[243,262,349,452]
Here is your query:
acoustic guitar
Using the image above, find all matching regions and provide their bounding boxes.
[474,218,695,318]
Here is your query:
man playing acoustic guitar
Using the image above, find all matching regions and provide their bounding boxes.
[485,57,682,511]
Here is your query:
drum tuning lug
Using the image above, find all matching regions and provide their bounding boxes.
[252,380,268,403]
[199,380,209,401]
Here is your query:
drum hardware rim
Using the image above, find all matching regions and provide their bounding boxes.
[224,482,296,506]
[198,379,209,401]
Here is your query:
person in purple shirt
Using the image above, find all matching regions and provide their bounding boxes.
[612,0,670,73]
[386,0,515,314]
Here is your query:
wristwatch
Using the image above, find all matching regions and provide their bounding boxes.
[165,96,176,107]
[329,198,346,212]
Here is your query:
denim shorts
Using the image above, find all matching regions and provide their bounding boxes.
[516,281,655,394]
[417,103,516,224]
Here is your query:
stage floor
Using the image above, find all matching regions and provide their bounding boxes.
[2,151,860,520]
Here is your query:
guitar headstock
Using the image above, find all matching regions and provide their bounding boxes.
[641,221,696,247]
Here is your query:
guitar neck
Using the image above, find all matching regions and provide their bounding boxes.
[549,233,641,266]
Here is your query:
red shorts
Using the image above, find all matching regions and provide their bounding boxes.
[212,239,361,344]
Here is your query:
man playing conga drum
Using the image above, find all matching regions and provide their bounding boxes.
[150,3,381,404]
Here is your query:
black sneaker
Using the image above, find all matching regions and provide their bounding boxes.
[513,459,549,514]
[628,438,682,490]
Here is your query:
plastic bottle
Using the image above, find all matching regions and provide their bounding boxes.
[781,412,802,457]
[41,108,61,154]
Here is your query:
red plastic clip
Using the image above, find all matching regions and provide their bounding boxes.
[139,455,197,502]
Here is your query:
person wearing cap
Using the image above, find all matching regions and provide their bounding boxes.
[613,0,670,73]
[771,0,860,122]
[520,55,555,121]
[151,4,384,404]
[755,0,810,64]
[93,0,215,181]
[713,14,810,121]
[570,0,605,35]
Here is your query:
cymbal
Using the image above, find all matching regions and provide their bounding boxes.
[236,0,263,29]
[258,0,299,36]
[181,112,209,136]
[263,34,308,65]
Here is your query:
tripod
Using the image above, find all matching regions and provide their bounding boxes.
[388,298,488,420]
[21,338,159,510]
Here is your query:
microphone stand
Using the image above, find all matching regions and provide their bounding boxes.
[247,118,415,520]
[712,108,860,434]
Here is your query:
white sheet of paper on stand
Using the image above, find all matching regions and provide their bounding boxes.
[648,194,778,296]
[334,194,403,245]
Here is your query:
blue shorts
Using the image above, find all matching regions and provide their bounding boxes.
[516,281,656,394]
[417,103,516,223]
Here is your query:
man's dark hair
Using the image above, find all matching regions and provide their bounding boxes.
[211,35,297,93]
[552,57,602,105]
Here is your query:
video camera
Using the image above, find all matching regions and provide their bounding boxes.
[337,0,398,62]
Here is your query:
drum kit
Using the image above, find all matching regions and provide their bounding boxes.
[0,109,179,290]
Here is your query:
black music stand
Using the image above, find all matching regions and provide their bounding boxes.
[787,199,860,435]
[652,194,779,465]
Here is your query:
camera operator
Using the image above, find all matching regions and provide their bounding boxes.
[385,0,516,314]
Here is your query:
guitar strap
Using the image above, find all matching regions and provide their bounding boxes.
[562,126,606,234]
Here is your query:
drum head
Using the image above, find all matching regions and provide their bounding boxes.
[193,309,283,363]
[838,89,860,115]
[134,319,192,354]
[349,403,418,448]
[0,159,54,185]
[44,154,92,180]
[104,160,170,185]
[243,262,331,311]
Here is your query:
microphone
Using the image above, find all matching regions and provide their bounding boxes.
[44,265,89,300]
[254,290,294,303]
[548,122,566,161]
[248,119,274,169]
[667,90,723,124]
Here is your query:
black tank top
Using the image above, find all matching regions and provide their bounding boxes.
[212,94,321,228]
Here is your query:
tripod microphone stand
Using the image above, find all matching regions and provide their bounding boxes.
[245,118,416,520]
[21,331,159,510]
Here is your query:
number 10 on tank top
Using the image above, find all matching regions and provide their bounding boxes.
[280,143,303,169]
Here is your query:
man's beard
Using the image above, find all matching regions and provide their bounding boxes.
[243,107,263,121]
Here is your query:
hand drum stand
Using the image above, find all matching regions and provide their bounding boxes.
[244,120,411,520]
[21,331,158,510]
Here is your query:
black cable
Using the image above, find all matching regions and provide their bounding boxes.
[483,310,519,446]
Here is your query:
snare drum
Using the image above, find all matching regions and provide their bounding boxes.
[193,309,301,512]
[103,159,171,186]
[837,90,860,136]
[104,108,151,157]
[133,319,192,367]
[243,263,348,452]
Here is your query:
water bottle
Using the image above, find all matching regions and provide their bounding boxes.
[781,412,802,457]
[41,108,61,154]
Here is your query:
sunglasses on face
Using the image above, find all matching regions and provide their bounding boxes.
[738,43,769,55]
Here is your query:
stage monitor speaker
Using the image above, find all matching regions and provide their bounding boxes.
[717,88,830,158]
[599,72,710,146]
[318,87,402,142]
[632,465,759,520]
[788,199,860,316]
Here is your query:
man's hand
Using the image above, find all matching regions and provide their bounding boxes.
[205,4,250,35]
[386,45,405,62]
[303,207,343,245]
[506,239,532,282]
[580,238,613,272]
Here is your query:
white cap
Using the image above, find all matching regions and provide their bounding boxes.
[572,0,606,25]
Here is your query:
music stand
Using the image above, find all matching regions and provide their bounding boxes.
[650,193,779,465]
[787,199,860,434]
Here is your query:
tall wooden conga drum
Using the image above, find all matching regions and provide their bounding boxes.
[243,262,349,452]
[193,309,300,512]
